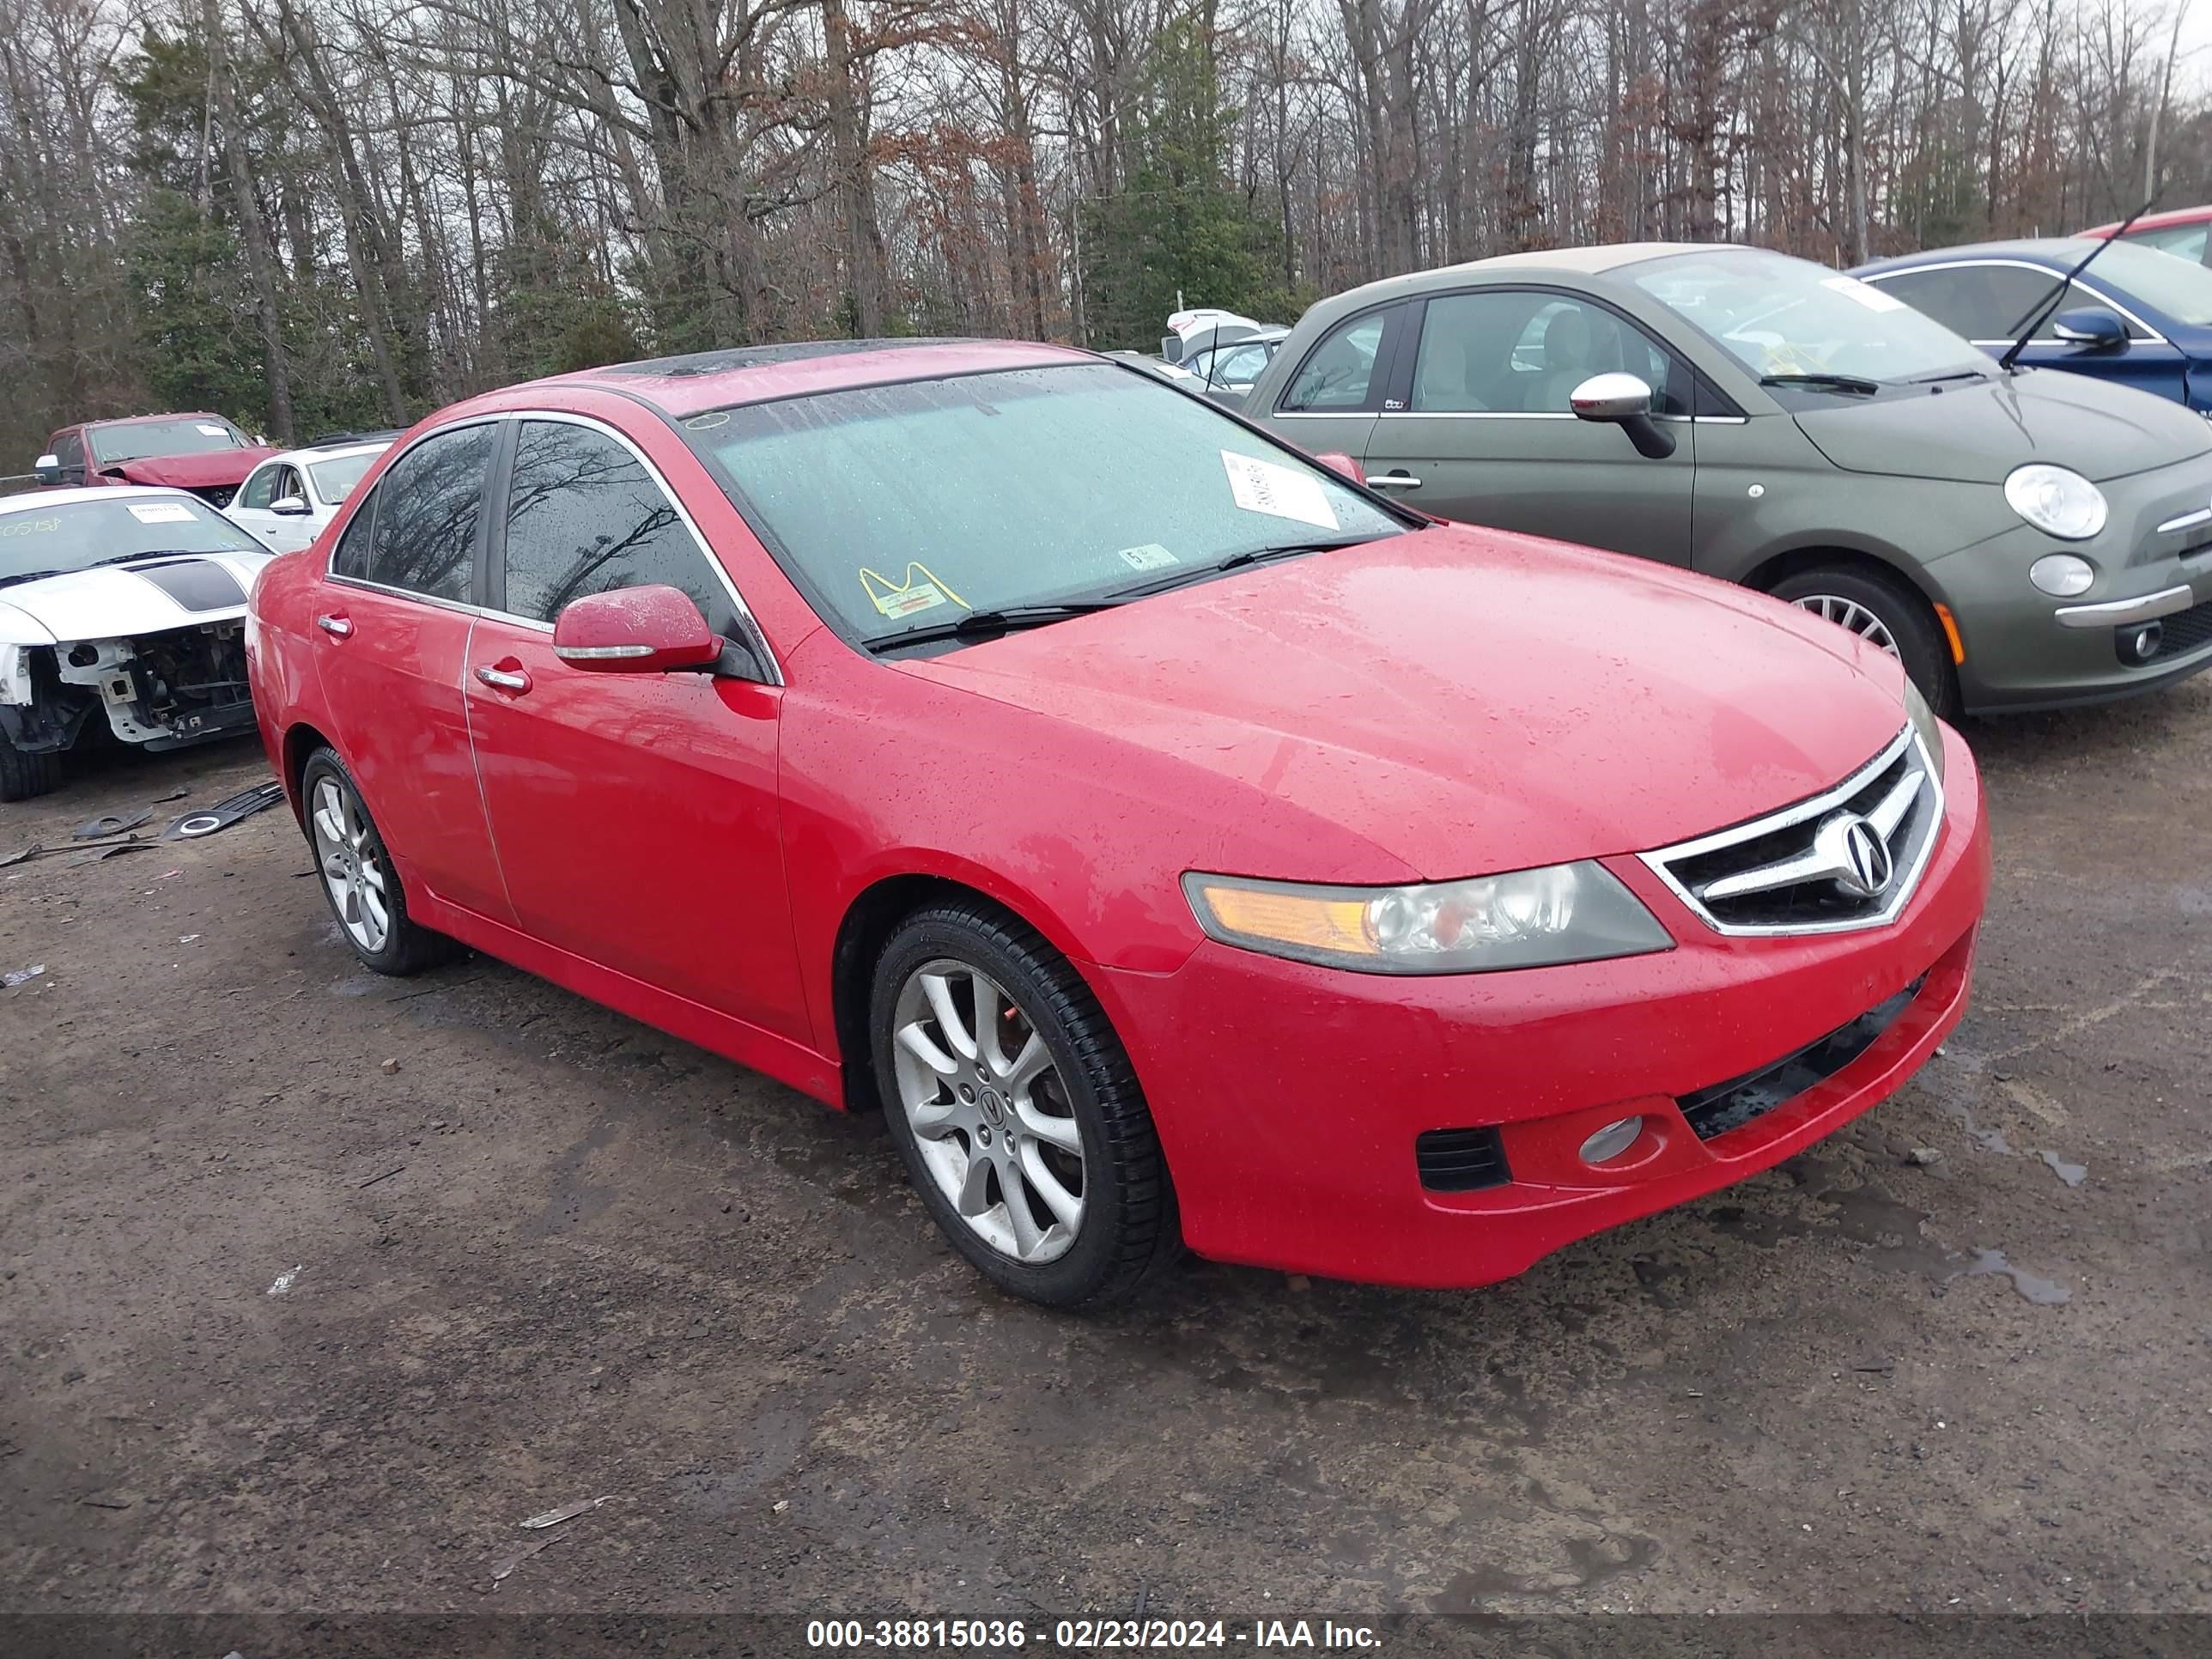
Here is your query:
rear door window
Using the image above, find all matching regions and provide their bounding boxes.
[340,424,494,603]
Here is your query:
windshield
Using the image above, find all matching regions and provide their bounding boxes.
[308,450,381,501]
[681,362,1405,645]
[2084,239,2212,326]
[89,418,248,465]
[0,495,263,586]
[1632,249,1988,383]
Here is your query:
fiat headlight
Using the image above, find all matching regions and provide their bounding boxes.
[2003,464,2107,540]
[1903,677,1947,785]
[1182,863,1673,975]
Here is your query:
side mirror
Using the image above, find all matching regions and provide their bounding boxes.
[270,495,310,516]
[1569,373,1677,459]
[33,454,60,485]
[1312,451,1365,484]
[553,585,722,673]
[2051,307,2127,349]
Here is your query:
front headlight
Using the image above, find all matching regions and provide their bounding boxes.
[1902,677,1947,784]
[2004,464,2107,540]
[1182,862,1674,975]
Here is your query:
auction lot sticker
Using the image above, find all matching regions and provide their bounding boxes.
[1221,450,1339,532]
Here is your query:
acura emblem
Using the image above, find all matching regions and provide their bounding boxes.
[1814,811,1895,899]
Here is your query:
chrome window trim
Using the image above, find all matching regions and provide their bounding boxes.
[1864,258,2168,345]
[1638,724,1944,937]
[324,409,782,685]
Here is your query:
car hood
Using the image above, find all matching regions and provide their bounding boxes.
[1795,368,2212,484]
[902,526,1909,879]
[0,551,270,646]
[111,447,275,489]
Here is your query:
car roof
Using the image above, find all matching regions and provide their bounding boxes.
[73,412,234,431]
[1856,238,2101,273]
[1455,240,1714,276]
[0,484,197,516]
[2082,204,2212,235]
[260,440,392,467]
[532,338,1094,418]
[1305,242,1749,315]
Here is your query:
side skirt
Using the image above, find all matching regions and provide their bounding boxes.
[410,889,845,1109]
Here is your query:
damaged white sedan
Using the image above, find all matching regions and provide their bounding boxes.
[0,486,273,801]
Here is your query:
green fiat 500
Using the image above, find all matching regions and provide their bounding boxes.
[1242,242,2212,715]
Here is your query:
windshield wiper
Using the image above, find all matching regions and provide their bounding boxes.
[1996,194,2157,373]
[865,602,1121,654]
[1759,372,1881,395]
[1112,539,1375,600]
[0,568,68,590]
[1909,368,1990,386]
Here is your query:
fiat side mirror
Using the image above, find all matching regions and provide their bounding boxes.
[553,585,727,674]
[270,495,311,516]
[1570,373,1677,459]
[33,453,60,485]
[2051,307,2127,350]
[1313,451,1364,484]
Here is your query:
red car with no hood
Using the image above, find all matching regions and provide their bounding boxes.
[245,340,1991,1307]
[38,412,275,508]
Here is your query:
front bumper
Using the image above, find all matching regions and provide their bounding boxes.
[1088,727,1991,1288]
[1931,459,2212,711]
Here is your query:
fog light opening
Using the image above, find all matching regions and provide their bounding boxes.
[1579,1115,1644,1166]
[2118,620,2164,666]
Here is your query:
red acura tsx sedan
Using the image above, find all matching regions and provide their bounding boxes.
[246,339,1990,1306]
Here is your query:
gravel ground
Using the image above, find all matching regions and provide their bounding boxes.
[2,679,2208,1636]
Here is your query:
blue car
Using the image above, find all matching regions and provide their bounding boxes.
[1852,239,2212,415]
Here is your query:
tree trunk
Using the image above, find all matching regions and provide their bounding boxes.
[204,0,294,442]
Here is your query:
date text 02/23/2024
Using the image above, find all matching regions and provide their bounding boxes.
[805,1619,1384,1650]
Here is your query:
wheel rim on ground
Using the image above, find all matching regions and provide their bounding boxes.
[1790,592,1899,657]
[310,775,390,953]
[890,957,1086,1265]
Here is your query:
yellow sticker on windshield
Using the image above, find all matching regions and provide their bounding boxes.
[860,561,969,619]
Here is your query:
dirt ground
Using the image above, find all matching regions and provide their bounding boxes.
[3,678,2209,1640]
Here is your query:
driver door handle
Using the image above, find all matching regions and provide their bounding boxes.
[475,664,532,694]
[315,613,354,638]
[1370,471,1423,489]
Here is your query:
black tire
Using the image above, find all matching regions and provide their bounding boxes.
[0,734,63,802]
[298,745,459,976]
[1770,564,1961,720]
[871,899,1181,1309]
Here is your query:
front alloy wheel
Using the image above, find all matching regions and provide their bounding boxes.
[872,900,1179,1307]
[892,959,1086,1264]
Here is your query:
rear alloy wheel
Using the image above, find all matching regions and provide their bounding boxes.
[300,747,457,975]
[1771,565,1960,720]
[872,901,1179,1307]
[0,734,63,802]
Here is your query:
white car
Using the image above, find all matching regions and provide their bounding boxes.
[0,486,276,800]
[226,435,392,554]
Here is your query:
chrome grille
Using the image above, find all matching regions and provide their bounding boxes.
[1639,725,1942,936]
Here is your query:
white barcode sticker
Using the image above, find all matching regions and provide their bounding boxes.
[126,501,197,524]
[1221,452,1339,531]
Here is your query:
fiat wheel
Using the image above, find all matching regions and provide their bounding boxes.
[299,746,458,975]
[872,899,1179,1307]
[1771,564,1960,720]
